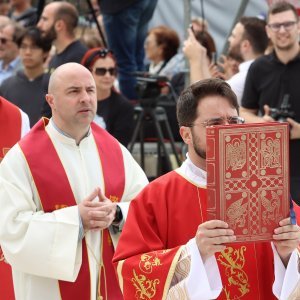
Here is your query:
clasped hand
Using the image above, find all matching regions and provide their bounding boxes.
[78,187,116,231]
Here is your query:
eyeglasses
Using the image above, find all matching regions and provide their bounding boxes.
[190,116,245,127]
[0,37,13,44]
[268,21,297,32]
[94,67,117,76]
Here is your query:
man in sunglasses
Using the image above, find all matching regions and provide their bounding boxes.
[240,1,300,206]
[0,21,24,85]
[0,62,148,300]
[114,78,300,299]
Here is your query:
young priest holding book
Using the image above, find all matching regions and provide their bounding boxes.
[113,78,300,300]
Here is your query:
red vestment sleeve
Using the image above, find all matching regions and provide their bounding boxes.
[113,173,189,299]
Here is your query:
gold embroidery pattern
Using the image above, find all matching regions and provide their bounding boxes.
[131,252,164,299]
[226,139,246,170]
[132,269,160,299]
[222,129,288,239]
[109,195,119,202]
[54,204,68,210]
[261,190,281,225]
[227,198,248,229]
[261,138,280,168]
[217,246,250,300]
[139,253,162,274]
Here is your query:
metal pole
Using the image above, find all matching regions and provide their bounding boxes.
[183,0,191,88]
[221,0,250,55]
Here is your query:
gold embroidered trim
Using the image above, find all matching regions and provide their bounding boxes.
[217,246,250,300]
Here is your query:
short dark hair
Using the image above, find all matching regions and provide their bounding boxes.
[55,2,78,34]
[177,78,239,127]
[267,1,299,21]
[148,26,180,61]
[239,17,268,55]
[17,27,52,52]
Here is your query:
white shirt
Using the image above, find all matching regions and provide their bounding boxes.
[20,109,30,136]
[227,59,254,104]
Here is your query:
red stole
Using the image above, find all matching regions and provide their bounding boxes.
[114,171,277,299]
[0,97,22,300]
[18,118,124,300]
[0,97,21,160]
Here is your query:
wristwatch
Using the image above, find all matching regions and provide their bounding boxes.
[113,205,123,224]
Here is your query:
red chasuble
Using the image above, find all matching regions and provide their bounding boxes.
[114,171,296,300]
[0,97,21,160]
[18,118,124,300]
[0,97,22,300]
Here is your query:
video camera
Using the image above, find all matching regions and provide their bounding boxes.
[269,94,295,122]
[134,72,170,107]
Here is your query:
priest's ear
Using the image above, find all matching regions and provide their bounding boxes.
[45,94,55,109]
[179,126,192,145]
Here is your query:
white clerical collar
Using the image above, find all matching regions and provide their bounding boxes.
[178,154,207,186]
[48,118,91,145]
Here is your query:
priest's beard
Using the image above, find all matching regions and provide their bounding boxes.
[191,131,206,160]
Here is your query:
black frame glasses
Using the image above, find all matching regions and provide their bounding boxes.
[94,67,117,76]
[267,21,297,32]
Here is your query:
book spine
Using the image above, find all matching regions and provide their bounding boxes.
[206,127,219,220]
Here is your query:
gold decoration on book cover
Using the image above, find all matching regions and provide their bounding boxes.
[206,123,289,242]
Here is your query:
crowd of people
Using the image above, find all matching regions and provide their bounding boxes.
[0,0,299,299]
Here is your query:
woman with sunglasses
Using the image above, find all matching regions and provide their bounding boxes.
[81,48,134,147]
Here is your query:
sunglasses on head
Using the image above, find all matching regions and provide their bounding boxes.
[97,49,113,57]
[85,48,114,69]
[94,67,117,76]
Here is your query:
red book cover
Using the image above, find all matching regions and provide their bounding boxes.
[206,122,290,242]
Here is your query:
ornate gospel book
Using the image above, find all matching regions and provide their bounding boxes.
[206,122,290,242]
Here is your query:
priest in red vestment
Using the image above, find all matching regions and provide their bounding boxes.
[113,79,300,300]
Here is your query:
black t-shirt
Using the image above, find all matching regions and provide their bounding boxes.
[0,71,47,127]
[47,40,88,72]
[95,90,134,147]
[242,51,300,179]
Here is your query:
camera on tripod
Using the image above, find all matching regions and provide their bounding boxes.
[269,94,295,122]
[134,72,169,107]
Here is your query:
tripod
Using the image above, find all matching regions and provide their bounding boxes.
[128,105,181,177]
